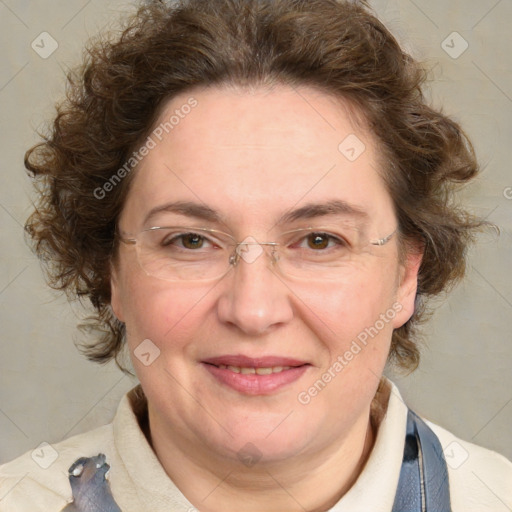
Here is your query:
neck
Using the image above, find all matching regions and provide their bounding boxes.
[146,405,377,512]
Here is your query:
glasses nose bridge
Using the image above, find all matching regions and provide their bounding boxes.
[229,240,280,269]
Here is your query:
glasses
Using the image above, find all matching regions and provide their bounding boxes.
[118,224,396,282]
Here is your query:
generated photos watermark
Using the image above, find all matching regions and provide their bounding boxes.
[31,441,59,469]
[134,338,161,366]
[297,302,403,405]
[93,97,198,200]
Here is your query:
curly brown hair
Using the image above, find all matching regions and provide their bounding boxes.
[25,0,485,373]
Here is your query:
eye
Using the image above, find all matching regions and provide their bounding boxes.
[161,231,214,250]
[299,232,347,251]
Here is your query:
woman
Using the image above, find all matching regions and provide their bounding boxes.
[1,0,510,510]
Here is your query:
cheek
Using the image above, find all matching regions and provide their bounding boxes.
[293,271,398,431]
[120,279,215,398]
[295,261,399,349]
[118,268,209,354]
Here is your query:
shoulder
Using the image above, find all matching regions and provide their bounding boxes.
[426,419,512,512]
[385,380,512,512]
[0,423,114,512]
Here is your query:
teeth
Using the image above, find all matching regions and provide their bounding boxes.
[255,367,273,375]
[217,364,293,374]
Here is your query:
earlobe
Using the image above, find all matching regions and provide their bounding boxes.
[393,249,423,329]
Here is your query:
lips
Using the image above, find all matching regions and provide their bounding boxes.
[202,354,309,368]
[201,354,311,395]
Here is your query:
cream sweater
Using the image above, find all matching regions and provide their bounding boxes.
[1,379,511,511]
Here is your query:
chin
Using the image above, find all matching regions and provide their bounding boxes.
[202,411,319,462]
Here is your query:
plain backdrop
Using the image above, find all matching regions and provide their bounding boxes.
[0,0,511,467]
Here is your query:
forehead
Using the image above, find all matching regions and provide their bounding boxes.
[120,84,395,232]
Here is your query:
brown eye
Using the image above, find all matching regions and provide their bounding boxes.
[295,231,349,252]
[306,233,330,250]
[180,233,205,249]
[161,232,208,250]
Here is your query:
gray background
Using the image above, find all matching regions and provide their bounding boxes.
[0,0,510,468]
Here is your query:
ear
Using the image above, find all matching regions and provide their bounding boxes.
[392,247,423,329]
[110,262,125,323]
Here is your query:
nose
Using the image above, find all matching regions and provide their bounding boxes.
[216,242,294,336]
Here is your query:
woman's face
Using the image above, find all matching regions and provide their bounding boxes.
[111,84,420,463]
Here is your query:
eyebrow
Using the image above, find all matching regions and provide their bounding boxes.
[144,201,222,226]
[276,199,369,225]
[143,199,369,227]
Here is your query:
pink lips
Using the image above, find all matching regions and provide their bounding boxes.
[201,354,311,395]
[202,354,309,368]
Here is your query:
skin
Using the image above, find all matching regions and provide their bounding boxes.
[111,84,422,512]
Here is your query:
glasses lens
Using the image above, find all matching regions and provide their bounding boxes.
[276,225,374,280]
[137,227,233,281]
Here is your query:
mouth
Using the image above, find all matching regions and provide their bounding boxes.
[210,364,299,375]
[201,355,311,395]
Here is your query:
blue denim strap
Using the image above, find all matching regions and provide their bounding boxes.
[392,409,452,512]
